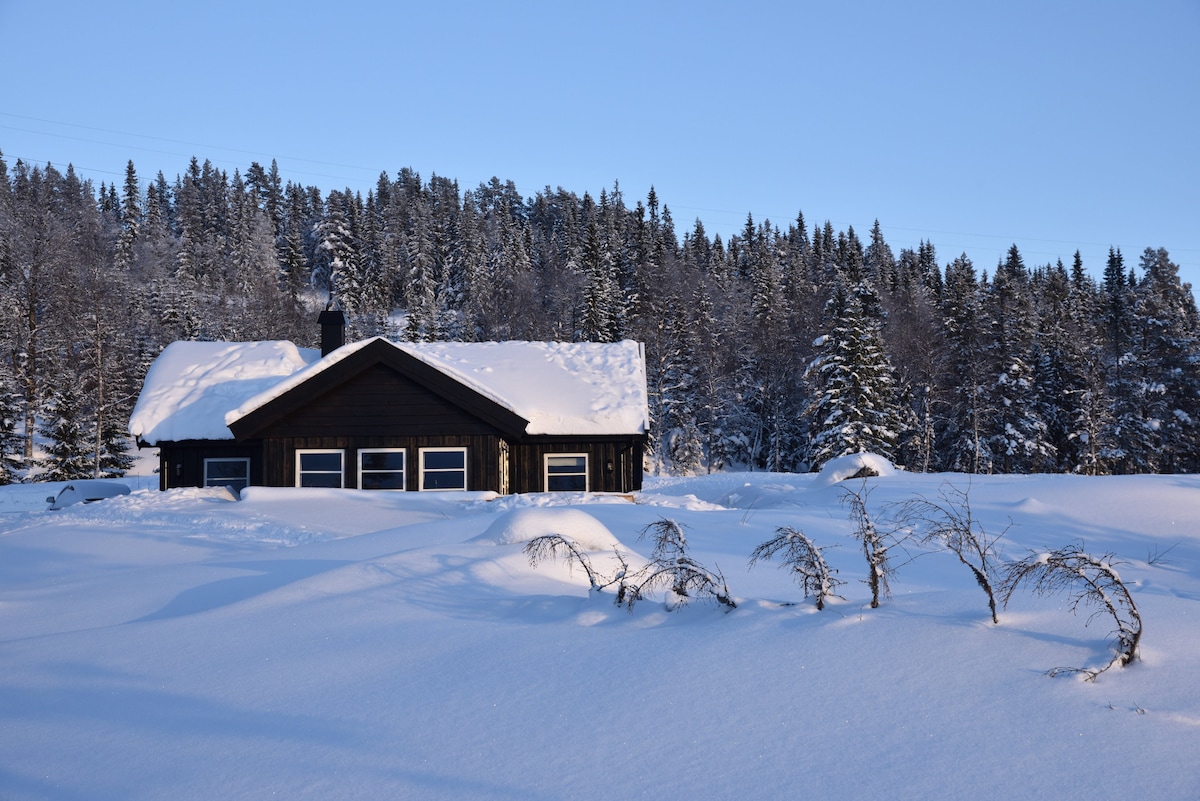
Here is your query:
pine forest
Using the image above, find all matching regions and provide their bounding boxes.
[1,152,1198,484]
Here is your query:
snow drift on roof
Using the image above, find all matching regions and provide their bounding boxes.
[129,340,320,445]
[398,339,647,435]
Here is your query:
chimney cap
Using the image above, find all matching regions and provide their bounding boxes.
[318,309,347,326]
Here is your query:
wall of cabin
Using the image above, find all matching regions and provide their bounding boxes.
[155,354,645,495]
[259,433,506,492]
[156,440,264,491]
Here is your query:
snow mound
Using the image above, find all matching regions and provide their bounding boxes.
[477,491,633,514]
[635,492,728,511]
[474,507,623,551]
[717,482,809,510]
[104,486,240,511]
[813,452,897,486]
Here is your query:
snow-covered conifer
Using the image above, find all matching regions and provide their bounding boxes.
[38,379,93,482]
[805,278,904,469]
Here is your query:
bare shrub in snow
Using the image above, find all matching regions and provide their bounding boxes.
[749,526,843,610]
[841,482,906,608]
[624,518,736,612]
[1000,541,1142,680]
[891,482,1006,623]
[523,534,630,597]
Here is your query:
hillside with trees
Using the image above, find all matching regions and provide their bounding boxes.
[1,151,1197,481]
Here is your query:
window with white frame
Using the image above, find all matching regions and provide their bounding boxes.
[358,448,406,490]
[204,457,250,493]
[545,453,588,492]
[420,447,467,491]
[296,449,344,488]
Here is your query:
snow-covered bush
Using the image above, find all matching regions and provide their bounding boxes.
[523,533,630,597]
[1000,542,1142,680]
[841,482,908,608]
[749,526,843,610]
[624,518,736,612]
[891,482,1006,623]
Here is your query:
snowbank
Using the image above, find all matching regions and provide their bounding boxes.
[2,471,1198,800]
[474,506,624,550]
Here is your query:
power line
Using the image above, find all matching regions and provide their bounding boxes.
[4,111,1196,271]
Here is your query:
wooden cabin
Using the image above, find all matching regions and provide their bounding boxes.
[130,314,647,495]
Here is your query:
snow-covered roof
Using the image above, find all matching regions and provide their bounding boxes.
[130,340,321,445]
[131,337,648,444]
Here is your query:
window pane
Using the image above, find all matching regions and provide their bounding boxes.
[301,472,343,489]
[207,460,248,479]
[423,450,465,470]
[205,459,249,492]
[361,473,405,490]
[547,456,586,474]
[547,473,587,491]
[362,451,405,471]
[300,452,342,471]
[423,470,466,491]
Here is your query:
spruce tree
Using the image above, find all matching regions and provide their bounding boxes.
[982,246,1054,472]
[96,412,134,478]
[114,160,141,271]
[805,278,904,469]
[1128,248,1200,471]
[576,216,621,342]
[0,366,24,484]
[38,377,92,482]
[939,255,993,473]
[1102,247,1134,358]
[318,190,363,318]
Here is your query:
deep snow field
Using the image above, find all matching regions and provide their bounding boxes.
[1,460,1198,800]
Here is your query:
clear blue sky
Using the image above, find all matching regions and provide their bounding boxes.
[2,0,1198,285]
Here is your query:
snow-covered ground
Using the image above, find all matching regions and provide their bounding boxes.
[1,462,1198,800]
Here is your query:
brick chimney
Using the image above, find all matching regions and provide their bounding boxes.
[317,309,347,356]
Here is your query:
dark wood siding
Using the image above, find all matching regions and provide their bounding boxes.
[248,363,516,491]
[162,435,643,494]
[229,339,528,440]
[509,436,644,493]
[157,440,264,491]
[255,364,503,438]
[260,433,507,491]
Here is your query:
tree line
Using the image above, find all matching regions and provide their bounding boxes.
[1,150,1197,483]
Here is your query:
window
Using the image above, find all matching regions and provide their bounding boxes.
[204,458,250,493]
[420,447,467,491]
[296,449,344,488]
[545,454,588,492]
[359,448,406,490]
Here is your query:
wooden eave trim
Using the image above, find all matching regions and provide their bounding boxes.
[148,438,235,447]
[519,433,647,444]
